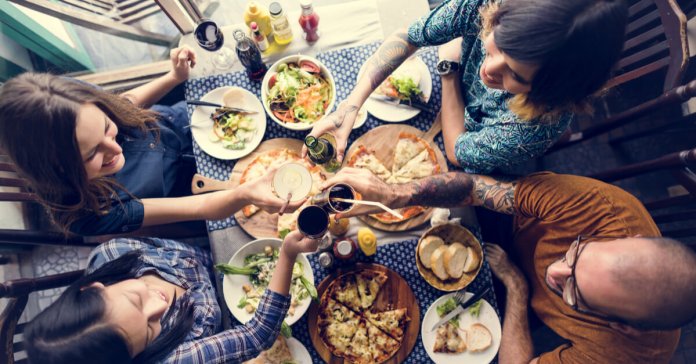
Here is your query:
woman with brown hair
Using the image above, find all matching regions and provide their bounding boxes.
[305,0,628,173]
[0,47,302,235]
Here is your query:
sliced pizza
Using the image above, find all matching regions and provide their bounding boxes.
[347,145,392,181]
[243,335,294,364]
[370,206,427,225]
[390,146,440,182]
[356,270,388,309]
[366,320,401,363]
[318,299,361,357]
[433,322,467,353]
[364,308,410,341]
[329,273,362,312]
[391,132,430,174]
[344,319,373,364]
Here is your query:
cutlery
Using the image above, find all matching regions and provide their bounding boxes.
[430,286,491,332]
[186,100,258,114]
[369,94,429,111]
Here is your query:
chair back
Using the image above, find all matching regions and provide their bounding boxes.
[1,270,84,364]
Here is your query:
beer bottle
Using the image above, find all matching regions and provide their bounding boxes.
[305,134,340,172]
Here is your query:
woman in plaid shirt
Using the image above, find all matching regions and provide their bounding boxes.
[24,230,318,364]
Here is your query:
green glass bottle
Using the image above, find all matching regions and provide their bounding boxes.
[305,134,340,172]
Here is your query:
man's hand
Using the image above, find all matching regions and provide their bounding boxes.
[238,167,306,214]
[320,167,395,218]
[486,244,527,289]
[301,102,359,163]
[169,46,197,83]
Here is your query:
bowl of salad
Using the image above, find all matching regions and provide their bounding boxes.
[218,238,316,327]
[262,55,336,131]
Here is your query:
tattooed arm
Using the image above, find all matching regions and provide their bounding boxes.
[302,29,418,162]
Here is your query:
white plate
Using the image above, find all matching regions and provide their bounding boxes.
[421,292,502,364]
[287,337,313,364]
[222,238,315,326]
[261,55,337,131]
[190,86,266,160]
[358,56,432,123]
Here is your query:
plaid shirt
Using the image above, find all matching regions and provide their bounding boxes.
[87,238,291,363]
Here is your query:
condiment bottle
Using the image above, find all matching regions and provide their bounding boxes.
[250,22,268,52]
[305,134,340,172]
[243,1,272,39]
[269,2,293,46]
[298,0,320,44]
[318,251,335,268]
[357,227,377,256]
[233,29,267,81]
[333,238,357,261]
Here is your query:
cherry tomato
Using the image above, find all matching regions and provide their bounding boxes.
[299,60,321,74]
[268,73,278,89]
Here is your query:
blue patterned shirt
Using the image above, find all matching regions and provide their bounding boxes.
[408,0,573,173]
[87,238,291,364]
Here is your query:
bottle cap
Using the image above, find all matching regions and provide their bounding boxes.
[233,29,246,42]
[299,0,313,8]
[269,2,283,16]
[304,136,318,148]
[336,240,354,256]
[250,22,258,31]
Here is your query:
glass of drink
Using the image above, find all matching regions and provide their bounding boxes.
[297,205,329,239]
[310,183,356,213]
[273,163,313,202]
[193,19,236,71]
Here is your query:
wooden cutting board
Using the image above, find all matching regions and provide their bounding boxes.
[190,138,316,239]
[344,116,447,231]
[307,263,421,364]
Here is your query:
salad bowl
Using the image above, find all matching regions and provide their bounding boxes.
[261,55,337,131]
[221,238,315,326]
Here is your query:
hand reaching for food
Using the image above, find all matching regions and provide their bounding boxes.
[169,46,197,82]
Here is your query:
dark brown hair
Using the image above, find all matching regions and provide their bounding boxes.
[0,73,159,232]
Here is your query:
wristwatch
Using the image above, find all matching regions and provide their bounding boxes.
[436,60,460,76]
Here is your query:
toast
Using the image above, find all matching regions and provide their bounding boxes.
[419,236,445,269]
[467,323,492,352]
[443,242,468,279]
[430,245,450,281]
[462,246,480,273]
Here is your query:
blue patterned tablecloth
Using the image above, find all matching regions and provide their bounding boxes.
[185,41,447,232]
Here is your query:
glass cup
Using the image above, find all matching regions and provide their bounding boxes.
[273,163,313,202]
[193,19,236,71]
[297,205,329,239]
[310,183,356,213]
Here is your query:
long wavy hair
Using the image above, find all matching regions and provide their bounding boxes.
[24,250,195,364]
[480,0,629,120]
[0,73,159,232]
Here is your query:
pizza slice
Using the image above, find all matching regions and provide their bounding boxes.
[390,146,440,182]
[366,320,401,363]
[318,298,361,357]
[391,133,429,174]
[344,319,373,364]
[433,322,467,353]
[364,308,410,341]
[370,206,427,225]
[329,273,362,312]
[348,145,392,182]
[355,270,388,309]
[243,335,294,364]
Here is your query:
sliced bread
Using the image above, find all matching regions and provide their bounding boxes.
[419,236,445,269]
[467,323,492,352]
[443,242,468,279]
[462,246,480,273]
[430,245,450,281]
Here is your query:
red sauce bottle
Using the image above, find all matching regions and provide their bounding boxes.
[333,238,356,261]
[298,0,320,44]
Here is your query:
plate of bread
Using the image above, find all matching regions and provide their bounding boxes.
[416,223,483,291]
[421,293,501,364]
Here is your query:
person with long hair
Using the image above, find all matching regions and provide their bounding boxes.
[25,230,318,364]
[304,0,628,173]
[0,47,302,235]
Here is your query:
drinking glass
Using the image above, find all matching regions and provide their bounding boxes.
[297,205,329,239]
[193,19,236,71]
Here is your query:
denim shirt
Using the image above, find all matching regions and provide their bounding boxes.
[70,101,195,235]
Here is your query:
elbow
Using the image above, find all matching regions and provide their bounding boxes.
[444,145,460,166]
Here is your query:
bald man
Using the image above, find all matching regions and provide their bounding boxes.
[325,169,696,363]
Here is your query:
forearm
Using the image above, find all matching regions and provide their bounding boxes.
[121,71,182,108]
[268,249,297,296]
[498,279,534,364]
[389,173,517,214]
[440,75,466,165]
[140,189,249,226]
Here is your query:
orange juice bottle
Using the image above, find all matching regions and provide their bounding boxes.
[243,1,272,38]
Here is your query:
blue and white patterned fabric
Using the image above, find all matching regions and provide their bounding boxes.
[408,0,573,173]
[186,42,448,232]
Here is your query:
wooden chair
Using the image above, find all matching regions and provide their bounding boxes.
[1,269,84,364]
[548,0,690,152]
[589,147,696,239]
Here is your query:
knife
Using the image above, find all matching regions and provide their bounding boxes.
[430,287,491,332]
[369,94,429,111]
[186,100,258,114]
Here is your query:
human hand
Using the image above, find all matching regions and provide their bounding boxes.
[438,37,463,63]
[281,230,319,258]
[169,46,197,83]
[320,167,395,218]
[238,167,307,214]
[485,244,527,289]
[301,102,360,163]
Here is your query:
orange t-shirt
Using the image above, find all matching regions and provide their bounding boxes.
[513,172,679,364]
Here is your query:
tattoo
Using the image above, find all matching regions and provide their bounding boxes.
[367,31,413,90]
[408,173,476,207]
[472,175,517,215]
[332,105,358,128]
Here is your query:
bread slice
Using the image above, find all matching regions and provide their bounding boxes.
[467,323,492,352]
[462,246,480,273]
[419,236,444,269]
[444,242,468,279]
[430,245,450,280]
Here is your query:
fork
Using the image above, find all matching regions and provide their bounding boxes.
[453,288,469,305]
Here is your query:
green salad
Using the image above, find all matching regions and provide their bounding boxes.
[436,297,483,328]
[266,60,332,124]
[210,108,256,150]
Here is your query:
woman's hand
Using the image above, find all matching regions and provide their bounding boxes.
[238,167,307,214]
[281,230,319,258]
[301,102,360,163]
[320,167,395,218]
[438,37,463,63]
[169,46,197,83]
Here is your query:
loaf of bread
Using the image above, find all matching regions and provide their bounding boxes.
[467,323,492,352]
[419,235,445,269]
[462,246,480,273]
[443,242,468,279]
[430,245,450,280]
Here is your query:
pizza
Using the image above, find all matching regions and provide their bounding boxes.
[244,335,295,364]
[348,132,440,224]
[434,322,467,353]
[318,269,410,363]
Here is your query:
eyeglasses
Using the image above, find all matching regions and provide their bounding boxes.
[562,235,614,312]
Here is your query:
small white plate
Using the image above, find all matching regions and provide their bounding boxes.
[358,56,432,123]
[222,238,314,326]
[421,292,502,364]
[287,337,313,363]
[190,86,266,160]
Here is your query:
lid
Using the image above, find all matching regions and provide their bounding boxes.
[247,2,258,13]
[269,2,283,16]
[304,135,318,148]
[273,163,313,202]
[250,22,258,31]
[232,29,246,42]
[335,240,354,256]
[299,0,313,8]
